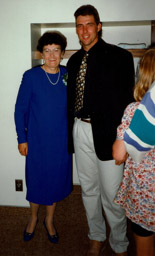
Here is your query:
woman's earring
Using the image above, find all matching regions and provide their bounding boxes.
[42,57,45,64]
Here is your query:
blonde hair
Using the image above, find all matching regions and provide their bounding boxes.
[134,49,155,101]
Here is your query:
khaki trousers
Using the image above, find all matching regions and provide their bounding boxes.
[73,118,129,253]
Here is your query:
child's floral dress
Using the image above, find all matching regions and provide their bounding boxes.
[114,102,155,232]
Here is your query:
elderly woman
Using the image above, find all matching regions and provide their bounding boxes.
[15,31,72,243]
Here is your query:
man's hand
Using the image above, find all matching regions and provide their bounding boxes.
[18,143,28,156]
[112,140,128,165]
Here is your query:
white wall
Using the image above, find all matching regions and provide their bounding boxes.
[0,0,154,207]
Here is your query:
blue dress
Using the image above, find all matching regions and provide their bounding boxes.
[15,66,72,205]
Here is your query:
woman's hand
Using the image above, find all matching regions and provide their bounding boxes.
[112,139,128,165]
[18,143,28,156]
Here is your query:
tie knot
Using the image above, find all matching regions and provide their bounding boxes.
[82,53,88,65]
[84,52,89,58]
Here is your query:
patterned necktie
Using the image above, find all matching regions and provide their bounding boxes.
[75,52,89,113]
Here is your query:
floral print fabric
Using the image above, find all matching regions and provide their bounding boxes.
[114,102,155,232]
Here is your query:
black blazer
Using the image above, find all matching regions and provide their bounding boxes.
[67,39,135,160]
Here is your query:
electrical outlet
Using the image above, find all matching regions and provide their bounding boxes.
[15,179,23,191]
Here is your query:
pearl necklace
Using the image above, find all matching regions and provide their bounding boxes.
[43,66,60,85]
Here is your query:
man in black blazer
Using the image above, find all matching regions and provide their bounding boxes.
[67,5,135,256]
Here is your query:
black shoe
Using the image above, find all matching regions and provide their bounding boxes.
[23,219,38,242]
[43,219,59,244]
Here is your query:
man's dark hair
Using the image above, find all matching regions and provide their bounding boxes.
[74,5,102,38]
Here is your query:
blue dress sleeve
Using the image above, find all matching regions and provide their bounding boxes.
[14,70,32,143]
